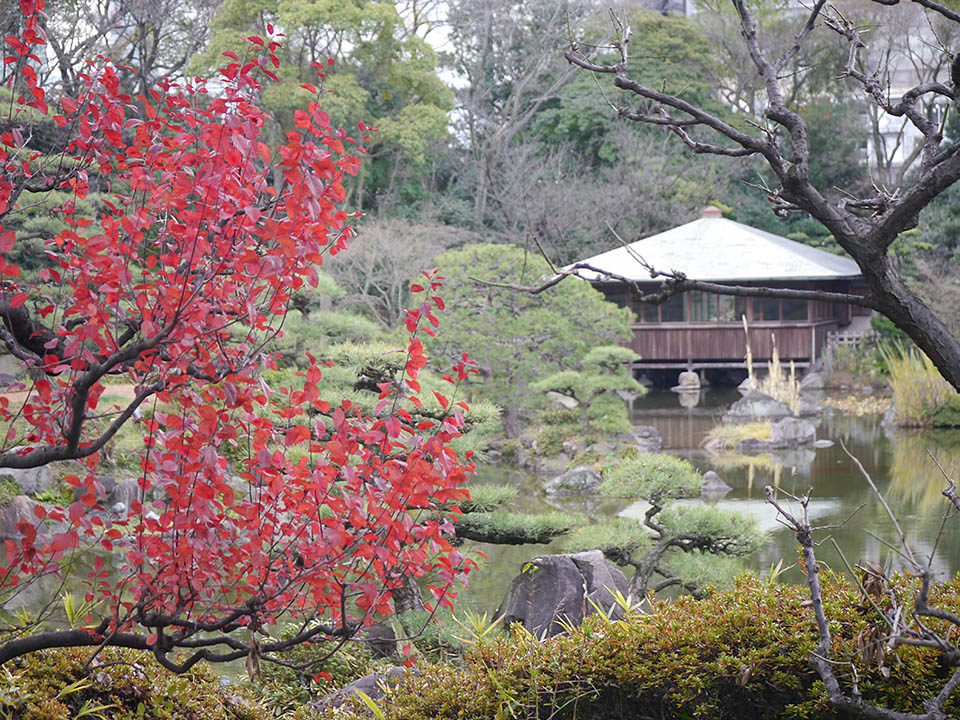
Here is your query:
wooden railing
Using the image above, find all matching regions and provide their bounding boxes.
[826,329,876,350]
[630,321,839,365]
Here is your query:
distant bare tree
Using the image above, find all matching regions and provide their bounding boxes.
[912,256,960,341]
[39,0,220,97]
[487,125,730,263]
[327,218,478,328]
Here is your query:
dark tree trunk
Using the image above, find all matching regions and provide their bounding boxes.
[501,407,522,439]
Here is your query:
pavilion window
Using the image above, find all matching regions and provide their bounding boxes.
[717,295,737,321]
[754,297,781,321]
[603,286,628,309]
[688,291,717,322]
[782,298,808,321]
[659,294,685,322]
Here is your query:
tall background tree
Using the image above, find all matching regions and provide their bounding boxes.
[190,0,453,214]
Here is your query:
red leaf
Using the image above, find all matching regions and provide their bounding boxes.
[285,425,310,446]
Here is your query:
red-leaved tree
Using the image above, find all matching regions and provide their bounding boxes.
[0,0,476,672]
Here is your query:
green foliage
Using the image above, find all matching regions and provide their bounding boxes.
[458,484,518,513]
[33,484,73,507]
[274,311,382,361]
[871,315,911,346]
[535,11,723,163]
[427,245,634,436]
[455,511,576,545]
[918,182,960,259]
[532,396,634,458]
[532,419,581,458]
[587,394,633,436]
[827,343,886,388]
[193,0,453,211]
[246,637,380,716]
[560,517,650,562]
[600,453,702,500]
[329,575,960,720]
[793,97,866,192]
[659,504,763,556]
[0,476,20,506]
[0,647,269,720]
[530,345,644,435]
[659,550,752,592]
[883,345,960,427]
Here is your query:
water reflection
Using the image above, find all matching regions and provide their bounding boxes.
[888,429,960,512]
[458,390,960,612]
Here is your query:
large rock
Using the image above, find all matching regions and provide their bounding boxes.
[72,474,119,503]
[545,391,578,410]
[496,550,629,638]
[632,425,663,453]
[543,466,603,496]
[700,470,732,496]
[677,370,700,387]
[0,464,53,496]
[768,417,816,448]
[796,391,824,417]
[737,376,758,396]
[314,667,415,712]
[799,372,825,390]
[724,391,791,422]
[0,495,65,541]
[106,478,144,517]
[363,623,397,659]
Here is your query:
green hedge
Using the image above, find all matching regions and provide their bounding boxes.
[0,647,270,720]
[326,574,960,720]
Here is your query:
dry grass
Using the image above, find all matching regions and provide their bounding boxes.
[883,346,960,427]
[703,421,772,451]
[743,317,801,414]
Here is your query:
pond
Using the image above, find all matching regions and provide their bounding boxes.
[455,388,960,613]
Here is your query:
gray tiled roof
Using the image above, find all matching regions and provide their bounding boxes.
[575,216,862,282]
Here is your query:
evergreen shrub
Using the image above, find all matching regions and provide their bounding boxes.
[328,574,960,720]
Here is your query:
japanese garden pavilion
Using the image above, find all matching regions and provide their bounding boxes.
[576,207,868,374]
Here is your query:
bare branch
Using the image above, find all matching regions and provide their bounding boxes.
[777,0,830,73]
[469,262,880,310]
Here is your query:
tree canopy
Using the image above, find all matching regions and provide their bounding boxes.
[427,244,634,437]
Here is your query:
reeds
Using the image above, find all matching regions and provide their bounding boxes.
[881,344,960,427]
[743,316,801,414]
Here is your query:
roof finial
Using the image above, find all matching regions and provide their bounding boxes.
[702,205,723,218]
